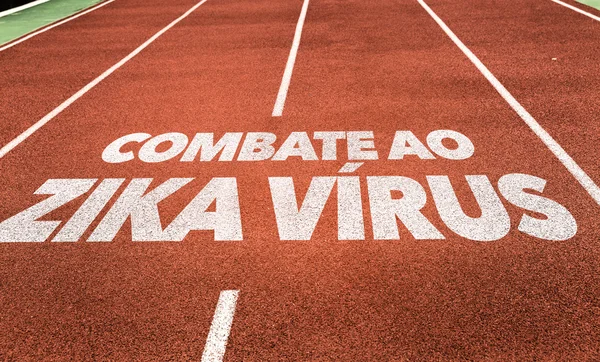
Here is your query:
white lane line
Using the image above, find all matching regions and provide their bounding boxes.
[201,290,240,362]
[0,0,50,18]
[418,0,600,206]
[0,0,116,52]
[551,0,600,22]
[0,0,209,159]
[272,0,310,117]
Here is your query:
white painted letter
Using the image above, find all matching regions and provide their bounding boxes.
[388,131,435,160]
[426,130,474,160]
[102,133,151,163]
[347,131,378,160]
[237,132,277,161]
[53,178,124,242]
[180,133,243,162]
[272,132,318,161]
[427,175,509,241]
[367,176,444,240]
[0,179,96,242]
[337,176,365,240]
[139,133,189,163]
[314,131,345,160]
[269,177,336,240]
[88,178,193,242]
[498,173,577,241]
[161,178,243,241]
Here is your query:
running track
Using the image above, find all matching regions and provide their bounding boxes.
[1,0,600,360]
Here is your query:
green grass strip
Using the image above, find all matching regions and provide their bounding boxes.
[0,0,103,46]
[576,0,600,11]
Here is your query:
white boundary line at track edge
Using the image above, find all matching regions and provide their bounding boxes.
[551,0,600,21]
[272,0,310,117]
[0,0,116,52]
[417,0,600,206]
[0,0,209,158]
[0,0,49,18]
[201,290,239,362]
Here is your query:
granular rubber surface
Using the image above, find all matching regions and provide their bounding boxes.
[1,0,599,360]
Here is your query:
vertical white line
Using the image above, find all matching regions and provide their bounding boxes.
[551,0,600,22]
[417,0,600,206]
[0,0,117,52]
[201,290,240,362]
[272,0,310,117]
[0,0,209,159]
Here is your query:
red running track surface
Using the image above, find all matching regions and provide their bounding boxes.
[1,0,600,360]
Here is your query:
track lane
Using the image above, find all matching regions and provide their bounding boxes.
[0,0,207,147]
[422,0,600,187]
[0,0,305,359]
[243,0,600,359]
[0,0,114,51]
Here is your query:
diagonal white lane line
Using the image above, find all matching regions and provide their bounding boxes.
[551,0,600,22]
[418,0,600,206]
[0,0,209,159]
[0,0,117,52]
[201,290,240,362]
[272,0,310,117]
